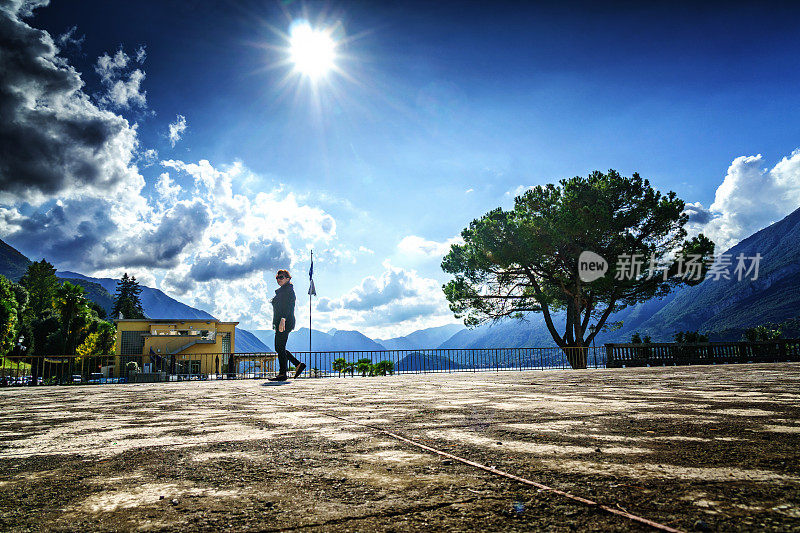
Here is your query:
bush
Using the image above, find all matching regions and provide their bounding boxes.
[371,360,394,376]
[332,357,347,376]
[744,325,782,342]
[673,331,708,343]
[356,358,372,377]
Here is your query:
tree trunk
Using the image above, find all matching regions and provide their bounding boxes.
[563,345,588,369]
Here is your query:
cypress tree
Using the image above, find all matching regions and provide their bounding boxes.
[112,273,146,319]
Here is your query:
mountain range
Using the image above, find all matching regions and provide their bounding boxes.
[1,205,798,353]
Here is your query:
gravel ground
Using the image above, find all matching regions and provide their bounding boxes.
[0,363,799,532]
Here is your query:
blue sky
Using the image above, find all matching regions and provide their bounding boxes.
[2,1,800,337]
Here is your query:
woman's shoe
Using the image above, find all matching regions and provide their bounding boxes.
[269,374,288,382]
[293,363,306,378]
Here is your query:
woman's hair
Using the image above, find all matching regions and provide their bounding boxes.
[276,269,291,279]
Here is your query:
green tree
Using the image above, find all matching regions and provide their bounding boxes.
[442,170,715,369]
[743,325,782,342]
[0,276,25,357]
[55,282,93,355]
[356,357,372,377]
[332,357,347,377]
[30,313,61,355]
[19,260,58,321]
[111,273,145,319]
[674,331,709,343]
[76,319,116,357]
[371,360,394,376]
[88,301,107,320]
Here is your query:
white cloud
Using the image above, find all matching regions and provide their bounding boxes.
[505,185,534,197]
[95,48,147,110]
[688,150,800,251]
[56,25,84,51]
[168,114,187,147]
[140,148,159,167]
[398,235,463,258]
[95,48,130,76]
[155,172,180,203]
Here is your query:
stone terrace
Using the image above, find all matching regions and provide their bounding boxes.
[0,364,799,531]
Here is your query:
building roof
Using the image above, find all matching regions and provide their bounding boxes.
[114,318,239,325]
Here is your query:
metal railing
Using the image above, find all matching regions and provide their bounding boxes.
[0,347,606,385]
[3,340,799,386]
[605,339,800,368]
[289,346,606,377]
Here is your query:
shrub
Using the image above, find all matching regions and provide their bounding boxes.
[673,331,708,343]
[332,357,347,377]
[744,325,782,342]
[356,358,372,377]
[372,360,394,376]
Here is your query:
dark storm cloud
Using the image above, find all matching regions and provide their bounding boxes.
[2,199,210,271]
[145,201,210,265]
[162,272,196,296]
[0,2,139,199]
[3,199,109,264]
[683,202,714,225]
[189,240,290,282]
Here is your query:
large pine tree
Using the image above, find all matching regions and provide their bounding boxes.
[19,260,58,320]
[111,273,146,319]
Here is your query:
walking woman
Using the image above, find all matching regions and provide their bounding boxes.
[269,269,306,381]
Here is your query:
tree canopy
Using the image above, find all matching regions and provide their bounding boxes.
[8,261,118,359]
[0,275,27,357]
[442,170,715,368]
[19,259,58,321]
[111,273,146,320]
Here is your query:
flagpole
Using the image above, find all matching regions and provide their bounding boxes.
[309,250,313,355]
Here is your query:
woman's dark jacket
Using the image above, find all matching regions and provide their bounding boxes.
[271,283,296,332]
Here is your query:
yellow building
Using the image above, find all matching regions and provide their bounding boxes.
[113,318,237,377]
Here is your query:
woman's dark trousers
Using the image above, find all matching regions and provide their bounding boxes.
[275,330,300,376]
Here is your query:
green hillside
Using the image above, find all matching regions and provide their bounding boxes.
[0,239,31,281]
[60,278,115,316]
[0,239,115,315]
[620,206,800,341]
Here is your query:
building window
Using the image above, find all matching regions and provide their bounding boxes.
[121,331,148,355]
[221,332,231,354]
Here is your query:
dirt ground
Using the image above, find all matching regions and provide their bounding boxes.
[0,363,799,532]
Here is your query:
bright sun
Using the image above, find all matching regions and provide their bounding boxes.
[289,21,336,79]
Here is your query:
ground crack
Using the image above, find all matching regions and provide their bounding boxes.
[266,497,489,531]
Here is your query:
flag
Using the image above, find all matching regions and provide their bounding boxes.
[308,256,316,296]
